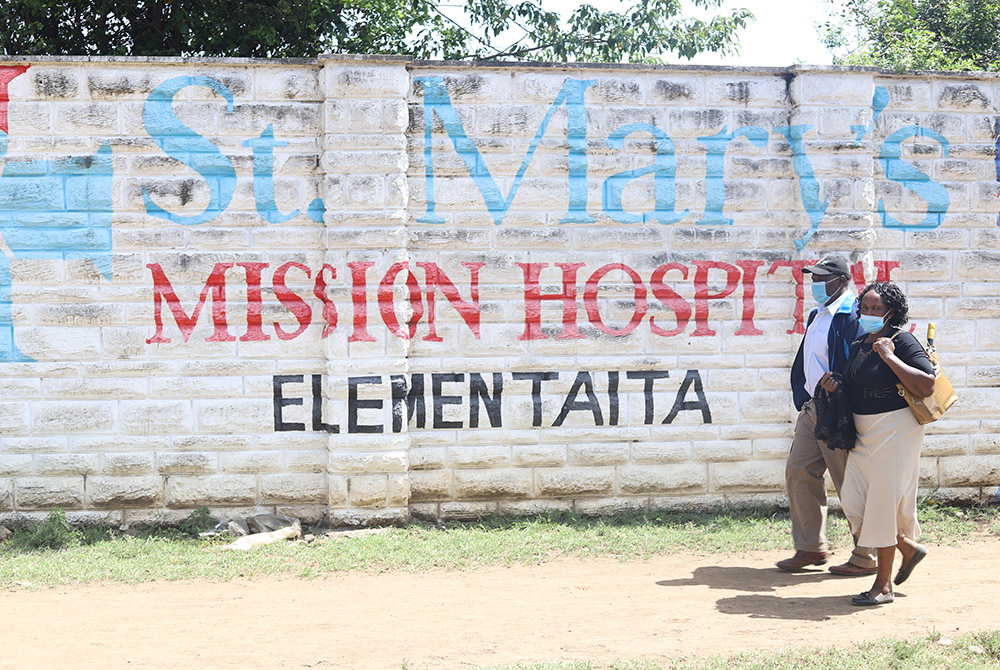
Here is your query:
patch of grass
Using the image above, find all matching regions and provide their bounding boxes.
[916,498,1000,544]
[12,510,80,551]
[471,631,1000,669]
[972,630,1000,661]
[685,630,1000,669]
[0,502,997,587]
[177,505,217,536]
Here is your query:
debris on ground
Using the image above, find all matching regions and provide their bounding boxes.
[200,513,301,538]
[195,514,391,549]
[323,527,392,540]
[247,514,298,534]
[0,525,12,542]
[197,513,311,551]
[227,520,250,537]
[221,522,302,551]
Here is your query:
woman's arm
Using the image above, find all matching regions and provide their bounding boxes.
[872,336,936,398]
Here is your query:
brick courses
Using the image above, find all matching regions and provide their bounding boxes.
[0,56,996,526]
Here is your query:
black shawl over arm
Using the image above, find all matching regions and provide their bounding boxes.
[813,374,857,451]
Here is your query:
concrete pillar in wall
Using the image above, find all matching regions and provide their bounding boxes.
[319,55,414,526]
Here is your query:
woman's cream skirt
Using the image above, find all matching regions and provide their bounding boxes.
[841,407,925,548]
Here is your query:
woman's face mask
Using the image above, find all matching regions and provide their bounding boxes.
[859,313,887,334]
[859,290,893,335]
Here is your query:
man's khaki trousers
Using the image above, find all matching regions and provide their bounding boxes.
[786,400,876,568]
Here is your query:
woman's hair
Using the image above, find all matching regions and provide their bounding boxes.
[858,281,908,328]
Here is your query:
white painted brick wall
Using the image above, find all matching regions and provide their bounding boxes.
[0,56,997,528]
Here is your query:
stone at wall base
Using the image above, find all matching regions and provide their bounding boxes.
[276,505,327,525]
[326,507,408,528]
[4,487,999,531]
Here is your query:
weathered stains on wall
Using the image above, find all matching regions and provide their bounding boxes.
[0,57,997,527]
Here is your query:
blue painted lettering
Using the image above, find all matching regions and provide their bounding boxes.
[0,135,114,361]
[878,125,950,229]
[142,76,237,225]
[602,123,688,224]
[696,126,768,226]
[775,125,828,251]
[416,76,595,225]
[243,124,324,223]
[852,85,890,144]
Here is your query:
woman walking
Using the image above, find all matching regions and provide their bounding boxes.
[817,281,936,606]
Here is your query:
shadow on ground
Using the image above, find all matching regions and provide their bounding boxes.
[655,564,837,592]
[714,592,906,621]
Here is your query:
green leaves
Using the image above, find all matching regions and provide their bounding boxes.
[1,0,752,63]
[822,0,1000,72]
[2,0,345,57]
[446,0,753,63]
[20,510,80,551]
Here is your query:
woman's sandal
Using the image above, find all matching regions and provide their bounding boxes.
[851,590,894,606]
[894,544,928,585]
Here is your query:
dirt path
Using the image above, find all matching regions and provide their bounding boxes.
[2,539,998,670]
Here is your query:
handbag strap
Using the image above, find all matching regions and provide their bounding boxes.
[889,327,944,385]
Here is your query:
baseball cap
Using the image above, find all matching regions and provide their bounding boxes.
[802,257,850,278]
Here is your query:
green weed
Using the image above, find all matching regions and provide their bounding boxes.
[177,506,217,535]
[19,510,79,550]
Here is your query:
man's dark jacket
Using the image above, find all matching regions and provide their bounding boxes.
[790,295,864,411]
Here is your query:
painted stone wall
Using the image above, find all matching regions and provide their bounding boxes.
[0,55,997,527]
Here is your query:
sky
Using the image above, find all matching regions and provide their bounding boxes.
[532,0,838,67]
[676,0,835,67]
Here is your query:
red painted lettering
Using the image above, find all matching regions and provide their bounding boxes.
[146,262,235,344]
[874,260,900,283]
[734,260,765,336]
[584,263,647,336]
[649,263,691,337]
[347,261,376,342]
[0,65,29,134]
[378,262,424,340]
[417,261,486,342]
[769,260,815,334]
[273,262,312,341]
[692,260,741,337]
[312,264,338,338]
[850,261,867,293]
[517,262,585,340]
[237,262,270,342]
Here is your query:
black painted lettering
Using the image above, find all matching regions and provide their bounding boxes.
[311,374,339,433]
[626,371,670,424]
[608,371,619,426]
[512,371,559,427]
[348,375,384,433]
[273,374,305,432]
[553,371,603,427]
[663,369,712,424]
[390,374,426,433]
[469,372,503,428]
[432,373,465,429]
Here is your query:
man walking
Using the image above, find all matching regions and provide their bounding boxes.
[778,257,877,575]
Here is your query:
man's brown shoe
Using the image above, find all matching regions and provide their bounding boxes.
[776,550,829,572]
[828,561,878,576]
